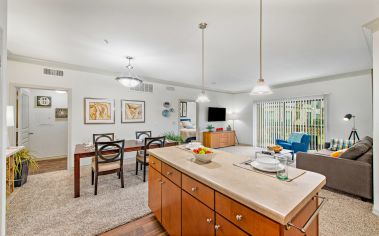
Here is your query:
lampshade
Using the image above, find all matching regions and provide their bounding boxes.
[196,92,210,103]
[7,106,15,127]
[116,56,143,88]
[227,112,239,120]
[344,114,353,121]
[250,78,273,95]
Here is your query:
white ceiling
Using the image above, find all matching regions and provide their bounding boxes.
[8,0,377,92]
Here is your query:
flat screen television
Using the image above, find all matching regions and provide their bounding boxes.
[208,107,226,122]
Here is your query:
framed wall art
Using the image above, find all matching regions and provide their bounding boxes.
[55,108,68,119]
[121,100,145,123]
[180,102,187,117]
[36,96,52,107]
[84,98,115,124]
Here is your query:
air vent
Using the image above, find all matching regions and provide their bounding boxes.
[129,83,153,93]
[166,86,175,91]
[43,68,64,77]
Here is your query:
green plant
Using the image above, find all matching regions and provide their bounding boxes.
[206,124,214,132]
[14,149,38,176]
[163,132,184,144]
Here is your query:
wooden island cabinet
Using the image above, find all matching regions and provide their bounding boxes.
[148,147,326,236]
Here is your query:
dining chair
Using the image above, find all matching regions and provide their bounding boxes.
[92,139,125,195]
[135,131,152,171]
[136,136,166,182]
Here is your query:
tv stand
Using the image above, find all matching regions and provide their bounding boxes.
[203,131,236,148]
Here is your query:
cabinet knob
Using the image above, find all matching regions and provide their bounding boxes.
[236,214,243,221]
[191,187,198,192]
[166,172,172,176]
[159,181,165,184]
[214,224,221,231]
[151,161,155,164]
[206,218,212,224]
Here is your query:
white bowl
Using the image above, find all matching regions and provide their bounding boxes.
[192,153,215,163]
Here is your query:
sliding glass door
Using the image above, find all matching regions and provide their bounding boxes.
[256,96,325,150]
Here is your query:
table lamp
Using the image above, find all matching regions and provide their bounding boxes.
[227,112,239,144]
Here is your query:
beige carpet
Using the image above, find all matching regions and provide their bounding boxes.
[221,145,379,236]
[7,162,150,236]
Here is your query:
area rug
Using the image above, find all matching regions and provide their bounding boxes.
[7,162,151,236]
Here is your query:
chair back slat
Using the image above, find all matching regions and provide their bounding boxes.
[136,131,152,140]
[94,140,125,167]
[93,133,115,144]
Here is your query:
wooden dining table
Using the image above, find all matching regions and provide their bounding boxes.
[73,139,178,198]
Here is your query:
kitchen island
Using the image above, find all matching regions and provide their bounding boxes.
[148,146,326,236]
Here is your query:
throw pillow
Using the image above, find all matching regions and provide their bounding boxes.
[330,149,347,158]
[340,141,371,160]
[288,132,304,144]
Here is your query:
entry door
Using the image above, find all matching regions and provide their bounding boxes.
[17,88,30,149]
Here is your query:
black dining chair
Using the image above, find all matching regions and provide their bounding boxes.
[136,136,166,182]
[135,131,152,171]
[92,140,125,195]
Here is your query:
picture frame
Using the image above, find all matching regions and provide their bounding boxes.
[55,108,68,119]
[180,102,187,117]
[36,96,52,107]
[84,98,115,124]
[121,100,145,123]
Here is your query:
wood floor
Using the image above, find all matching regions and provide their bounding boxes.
[30,157,67,175]
[100,213,167,236]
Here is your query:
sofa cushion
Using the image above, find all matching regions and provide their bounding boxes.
[340,141,371,160]
[287,132,304,144]
[359,136,373,146]
[356,148,373,165]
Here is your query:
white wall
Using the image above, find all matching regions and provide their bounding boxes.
[7,60,234,168]
[373,30,379,216]
[232,73,373,145]
[26,89,68,159]
[0,0,7,235]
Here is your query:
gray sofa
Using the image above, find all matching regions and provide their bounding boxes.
[296,136,373,200]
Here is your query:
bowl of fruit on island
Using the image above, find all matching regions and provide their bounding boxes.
[192,147,215,163]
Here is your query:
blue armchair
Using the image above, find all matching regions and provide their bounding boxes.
[276,132,311,153]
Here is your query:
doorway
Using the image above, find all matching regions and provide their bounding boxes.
[16,88,68,174]
[178,100,199,143]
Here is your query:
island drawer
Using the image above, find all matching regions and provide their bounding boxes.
[182,174,214,209]
[162,162,181,187]
[215,192,280,236]
[149,155,161,172]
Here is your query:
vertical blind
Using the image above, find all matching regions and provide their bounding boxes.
[256,96,325,150]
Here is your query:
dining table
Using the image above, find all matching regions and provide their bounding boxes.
[73,139,178,198]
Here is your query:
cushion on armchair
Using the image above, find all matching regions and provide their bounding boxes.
[287,132,304,144]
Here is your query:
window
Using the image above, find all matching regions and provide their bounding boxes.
[256,96,326,150]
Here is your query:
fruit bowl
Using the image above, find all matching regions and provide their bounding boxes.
[267,145,283,153]
[192,147,215,163]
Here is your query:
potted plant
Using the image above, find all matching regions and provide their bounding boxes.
[163,132,185,144]
[14,149,38,187]
[206,124,215,132]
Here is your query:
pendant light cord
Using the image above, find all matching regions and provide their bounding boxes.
[202,26,205,93]
[259,0,263,80]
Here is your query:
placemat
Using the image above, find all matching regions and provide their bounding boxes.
[233,160,306,182]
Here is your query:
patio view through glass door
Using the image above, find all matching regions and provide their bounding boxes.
[256,96,326,151]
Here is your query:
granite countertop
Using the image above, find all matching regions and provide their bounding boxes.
[148,146,326,225]
[6,146,25,158]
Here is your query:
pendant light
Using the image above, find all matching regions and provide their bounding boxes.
[196,22,210,103]
[250,0,273,95]
[116,56,143,88]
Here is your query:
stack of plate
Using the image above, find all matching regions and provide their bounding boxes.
[251,155,284,172]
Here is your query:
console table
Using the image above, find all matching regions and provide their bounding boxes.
[203,131,235,148]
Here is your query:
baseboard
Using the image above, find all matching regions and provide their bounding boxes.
[35,155,67,161]
[373,207,379,216]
